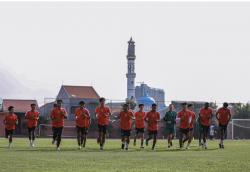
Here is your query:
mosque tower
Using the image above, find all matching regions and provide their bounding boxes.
[126,37,136,100]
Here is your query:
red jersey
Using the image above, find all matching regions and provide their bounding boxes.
[4,114,18,130]
[146,111,160,131]
[50,108,67,128]
[25,110,40,128]
[119,110,134,130]
[95,106,111,126]
[135,111,146,129]
[75,107,90,128]
[199,107,213,126]
[217,107,231,125]
[189,111,196,129]
[177,110,193,129]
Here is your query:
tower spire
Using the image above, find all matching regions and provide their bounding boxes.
[127,36,136,58]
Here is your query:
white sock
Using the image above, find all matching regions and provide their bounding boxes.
[125,142,128,149]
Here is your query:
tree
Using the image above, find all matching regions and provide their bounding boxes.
[233,103,250,119]
[125,98,137,110]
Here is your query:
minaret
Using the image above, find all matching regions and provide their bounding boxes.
[126,37,136,100]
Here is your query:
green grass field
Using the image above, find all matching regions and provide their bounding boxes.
[0,138,249,172]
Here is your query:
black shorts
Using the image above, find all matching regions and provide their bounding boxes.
[5,129,14,138]
[148,130,158,136]
[179,128,189,135]
[121,129,131,137]
[28,127,36,133]
[98,124,107,134]
[189,128,194,132]
[219,124,228,131]
[201,125,210,134]
[76,126,88,134]
[52,127,63,136]
[136,128,145,134]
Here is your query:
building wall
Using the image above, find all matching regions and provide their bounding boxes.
[0,112,5,137]
[40,98,99,120]
[68,98,99,120]
[171,101,217,116]
[57,86,71,115]
[40,102,54,117]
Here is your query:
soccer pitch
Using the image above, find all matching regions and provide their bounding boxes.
[0,138,249,172]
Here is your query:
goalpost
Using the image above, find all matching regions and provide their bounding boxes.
[231,119,250,140]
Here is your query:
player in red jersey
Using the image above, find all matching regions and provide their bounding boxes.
[25,103,40,147]
[183,104,196,149]
[95,97,111,150]
[50,99,68,150]
[3,106,18,148]
[133,104,146,148]
[145,103,160,150]
[177,102,193,149]
[199,102,213,149]
[216,102,231,149]
[119,103,134,150]
[75,101,91,149]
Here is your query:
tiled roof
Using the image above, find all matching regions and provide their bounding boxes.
[2,99,38,113]
[62,85,100,99]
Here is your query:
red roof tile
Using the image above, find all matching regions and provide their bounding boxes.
[62,85,100,99]
[2,99,38,113]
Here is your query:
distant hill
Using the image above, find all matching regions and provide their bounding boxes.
[0,65,55,105]
[0,66,25,97]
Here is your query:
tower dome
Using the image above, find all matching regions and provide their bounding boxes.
[136,95,156,106]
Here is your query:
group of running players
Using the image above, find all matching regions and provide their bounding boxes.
[2,97,231,151]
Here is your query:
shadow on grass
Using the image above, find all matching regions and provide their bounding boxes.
[0,146,219,153]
